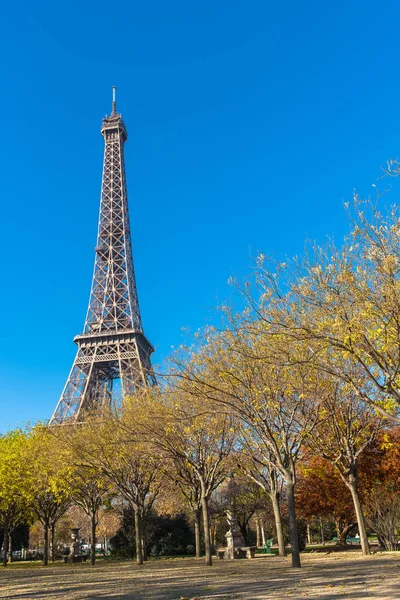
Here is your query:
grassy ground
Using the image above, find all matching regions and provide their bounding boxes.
[1,550,399,599]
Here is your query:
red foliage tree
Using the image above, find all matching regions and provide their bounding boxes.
[296,457,357,545]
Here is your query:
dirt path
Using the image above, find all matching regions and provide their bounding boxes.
[0,551,399,599]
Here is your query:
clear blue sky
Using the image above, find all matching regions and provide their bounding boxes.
[2,0,400,432]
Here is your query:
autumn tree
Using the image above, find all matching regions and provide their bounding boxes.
[365,489,400,551]
[71,465,112,566]
[237,433,286,556]
[96,505,121,550]
[248,198,400,424]
[172,324,323,569]
[23,426,72,565]
[131,388,237,566]
[47,426,114,564]
[296,456,357,545]
[65,412,163,566]
[0,429,31,566]
[305,373,381,555]
[297,427,400,551]
[216,474,269,544]
[363,427,400,550]
[161,455,203,558]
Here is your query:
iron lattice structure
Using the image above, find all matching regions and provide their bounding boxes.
[50,89,155,424]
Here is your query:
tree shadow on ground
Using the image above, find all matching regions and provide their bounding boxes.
[0,554,399,599]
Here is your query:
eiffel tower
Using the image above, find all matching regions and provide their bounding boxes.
[50,88,155,424]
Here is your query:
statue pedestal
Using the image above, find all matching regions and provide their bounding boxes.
[217,483,257,560]
[217,518,256,560]
[65,528,88,564]
[224,526,245,559]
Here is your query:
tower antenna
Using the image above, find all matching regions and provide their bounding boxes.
[112,86,117,114]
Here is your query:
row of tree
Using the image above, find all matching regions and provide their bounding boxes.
[1,384,399,568]
[2,198,400,569]
[160,197,400,567]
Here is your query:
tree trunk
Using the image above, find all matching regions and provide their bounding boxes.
[255,516,261,548]
[91,513,96,566]
[8,535,13,564]
[43,522,49,566]
[211,522,217,547]
[335,519,356,545]
[306,521,311,545]
[134,508,143,565]
[201,495,212,566]
[336,520,347,545]
[142,535,148,561]
[50,523,55,562]
[260,523,266,546]
[2,522,9,567]
[347,478,370,556]
[270,491,286,557]
[319,516,325,545]
[194,508,201,558]
[377,533,385,549]
[286,479,301,568]
[238,519,248,545]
